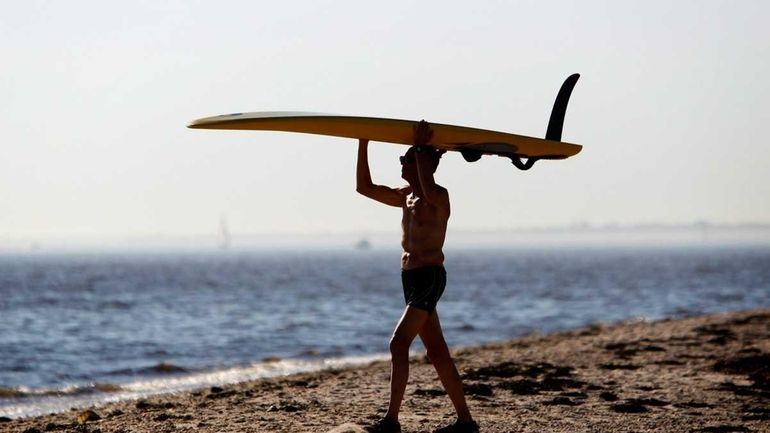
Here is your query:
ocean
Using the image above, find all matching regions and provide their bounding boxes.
[1,245,769,418]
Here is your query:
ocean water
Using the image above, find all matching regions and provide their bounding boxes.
[1,245,769,418]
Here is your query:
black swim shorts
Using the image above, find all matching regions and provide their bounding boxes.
[401,266,446,312]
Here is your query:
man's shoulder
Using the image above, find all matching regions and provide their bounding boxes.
[431,184,450,211]
[434,184,449,197]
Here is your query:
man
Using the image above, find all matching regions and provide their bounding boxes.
[356,121,478,433]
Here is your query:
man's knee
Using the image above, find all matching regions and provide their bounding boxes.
[389,333,412,356]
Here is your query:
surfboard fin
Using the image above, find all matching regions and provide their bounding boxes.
[503,73,580,171]
[545,73,580,142]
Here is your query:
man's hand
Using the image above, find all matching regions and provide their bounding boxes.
[413,120,433,147]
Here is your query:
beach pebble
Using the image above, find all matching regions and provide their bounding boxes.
[610,402,649,413]
[413,388,445,396]
[697,426,750,433]
[206,389,236,399]
[625,397,670,407]
[135,400,153,410]
[543,396,581,406]
[44,422,68,431]
[465,383,493,396]
[326,423,367,433]
[76,409,101,424]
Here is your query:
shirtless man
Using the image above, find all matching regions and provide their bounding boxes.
[356,121,478,433]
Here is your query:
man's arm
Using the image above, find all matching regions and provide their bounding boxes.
[356,139,405,207]
[413,121,448,206]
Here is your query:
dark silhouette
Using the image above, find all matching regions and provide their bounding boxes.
[356,121,478,433]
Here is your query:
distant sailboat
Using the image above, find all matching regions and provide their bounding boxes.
[354,238,371,250]
[219,216,231,250]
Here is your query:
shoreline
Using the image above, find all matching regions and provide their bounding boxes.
[2,309,769,432]
[0,354,393,420]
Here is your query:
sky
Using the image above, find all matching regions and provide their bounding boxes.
[1,0,769,247]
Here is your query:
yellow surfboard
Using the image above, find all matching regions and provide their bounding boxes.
[188,74,582,170]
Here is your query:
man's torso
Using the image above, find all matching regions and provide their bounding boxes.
[400,187,450,270]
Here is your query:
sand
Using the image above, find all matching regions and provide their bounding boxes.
[2,309,769,433]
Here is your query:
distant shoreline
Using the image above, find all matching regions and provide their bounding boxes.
[2,223,770,253]
[3,308,769,432]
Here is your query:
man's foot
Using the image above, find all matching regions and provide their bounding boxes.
[433,419,479,433]
[364,417,401,433]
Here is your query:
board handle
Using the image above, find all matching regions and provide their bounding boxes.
[509,156,538,170]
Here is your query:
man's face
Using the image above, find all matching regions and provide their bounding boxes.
[400,149,417,180]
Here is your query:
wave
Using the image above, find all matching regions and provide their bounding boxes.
[0,352,388,419]
[104,362,189,377]
[0,382,124,400]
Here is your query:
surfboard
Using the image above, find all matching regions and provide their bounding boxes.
[188,74,582,170]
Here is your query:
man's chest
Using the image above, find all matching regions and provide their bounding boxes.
[404,196,436,223]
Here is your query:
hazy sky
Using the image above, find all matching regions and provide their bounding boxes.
[1,0,768,244]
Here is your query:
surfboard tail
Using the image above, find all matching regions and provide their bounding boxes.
[506,73,580,170]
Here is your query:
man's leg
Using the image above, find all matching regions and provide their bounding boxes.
[385,305,430,421]
[418,310,472,422]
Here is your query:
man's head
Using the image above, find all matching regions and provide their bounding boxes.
[400,146,444,180]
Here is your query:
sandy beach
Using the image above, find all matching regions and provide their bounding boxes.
[2,308,768,433]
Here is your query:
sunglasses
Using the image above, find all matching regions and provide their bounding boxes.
[399,155,415,165]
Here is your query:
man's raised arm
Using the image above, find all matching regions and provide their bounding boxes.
[413,121,447,206]
[356,139,405,208]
